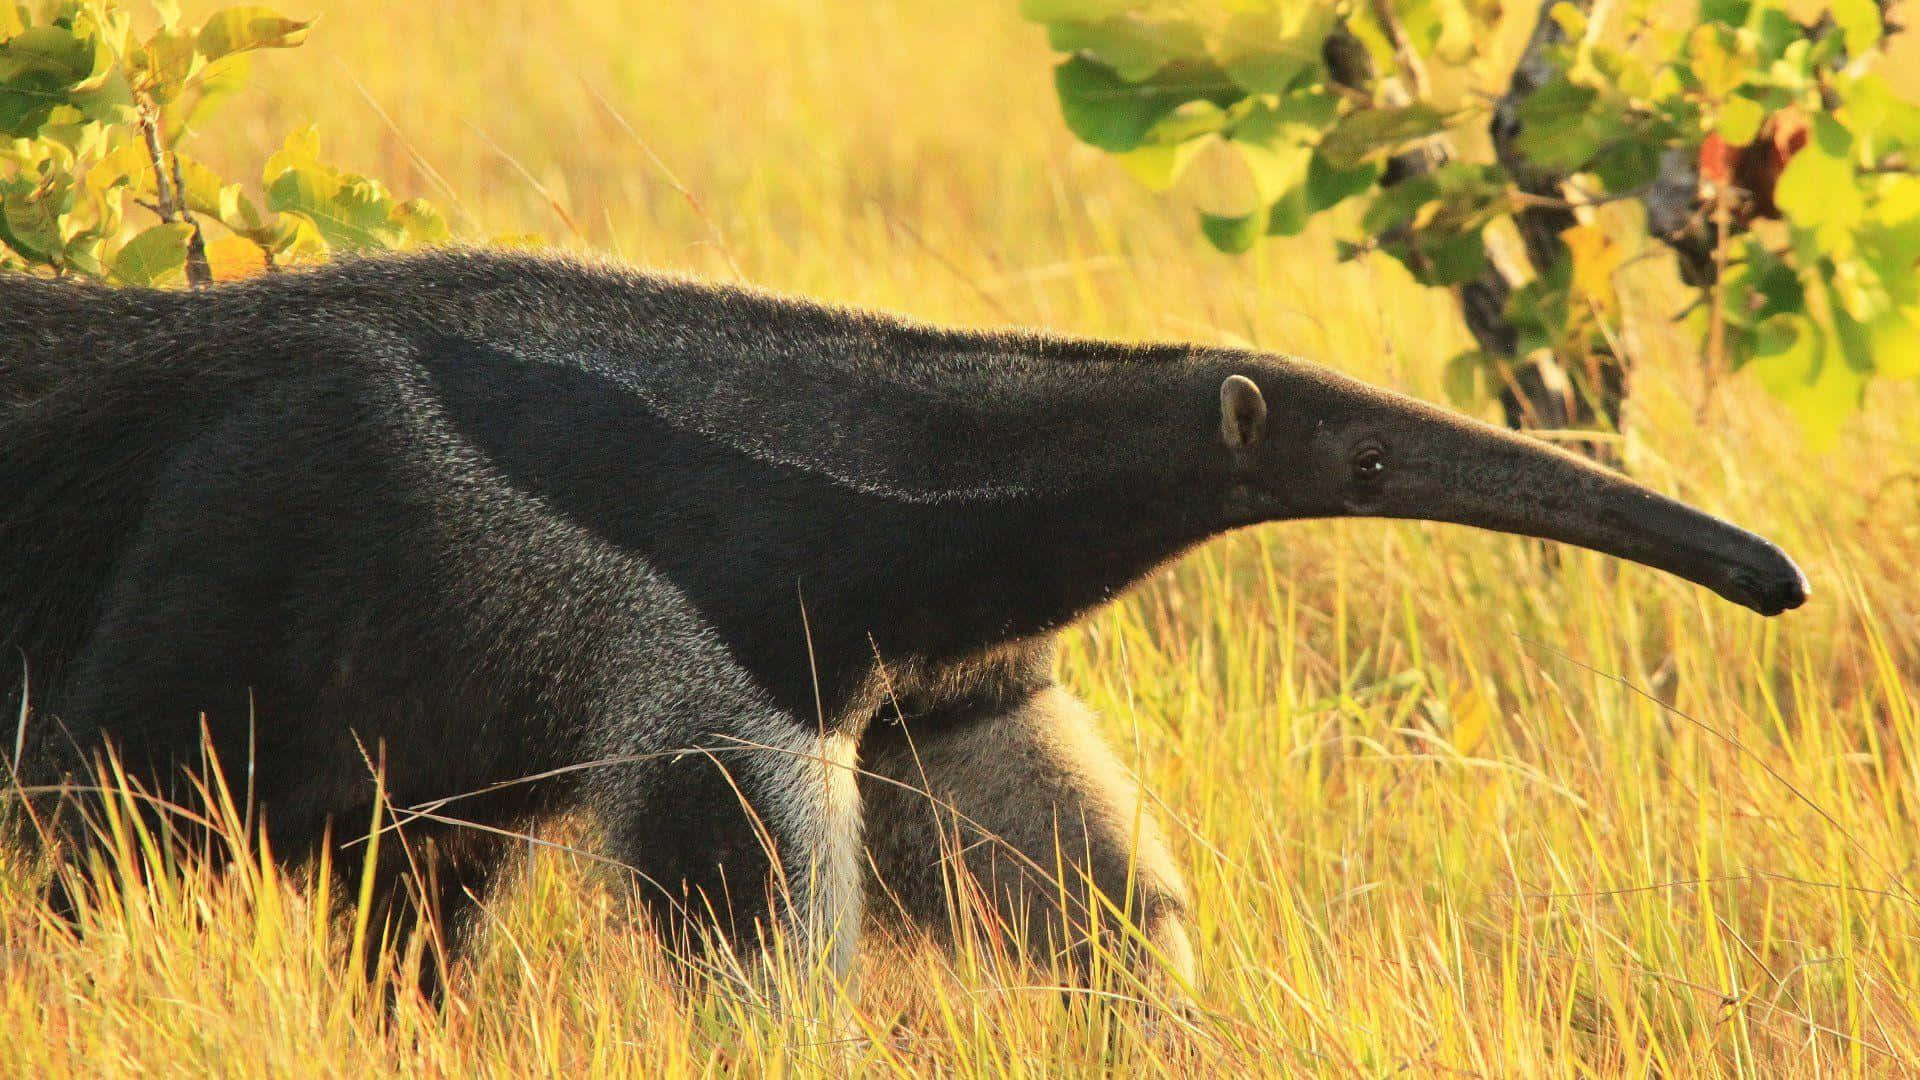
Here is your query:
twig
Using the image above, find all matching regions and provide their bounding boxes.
[1700,184,1733,422]
[575,73,745,282]
[335,60,475,225]
[134,98,210,288]
[460,119,584,241]
[1368,0,1433,103]
[167,147,212,286]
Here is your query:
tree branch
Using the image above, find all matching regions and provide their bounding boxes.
[134,98,212,289]
[1325,16,1524,359]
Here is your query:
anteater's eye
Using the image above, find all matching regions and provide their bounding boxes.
[1352,446,1386,480]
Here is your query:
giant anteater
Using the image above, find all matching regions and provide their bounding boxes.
[0,250,1807,994]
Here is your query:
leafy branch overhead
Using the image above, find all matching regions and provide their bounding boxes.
[0,1,446,288]
[1026,0,1918,445]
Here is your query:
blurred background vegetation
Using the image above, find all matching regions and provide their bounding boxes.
[4,1,1920,1075]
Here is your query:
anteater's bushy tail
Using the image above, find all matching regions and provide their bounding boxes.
[1,275,241,718]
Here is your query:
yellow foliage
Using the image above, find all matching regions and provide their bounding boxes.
[1562,221,1623,314]
[203,230,265,278]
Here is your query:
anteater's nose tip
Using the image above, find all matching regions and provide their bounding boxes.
[1783,561,1811,610]
[1730,559,1810,616]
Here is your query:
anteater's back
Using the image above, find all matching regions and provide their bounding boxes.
[0,253,574,712]
[0,250,836,723]
[0,247,1103,720]
[0,275,260,714]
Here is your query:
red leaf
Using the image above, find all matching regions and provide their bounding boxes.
[1769,105,1810,163]
[1699,132,1736,187]
[1740,106,1809,219]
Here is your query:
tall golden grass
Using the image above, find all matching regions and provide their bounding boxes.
[7,1,1920,1074]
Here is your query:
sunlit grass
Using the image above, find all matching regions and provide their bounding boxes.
[6,0,1920,1074]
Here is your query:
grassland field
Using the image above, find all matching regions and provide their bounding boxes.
[6,1,1920,1075]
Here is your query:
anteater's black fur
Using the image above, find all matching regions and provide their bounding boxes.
[0,248,1806,996]
[2,250,1241,986]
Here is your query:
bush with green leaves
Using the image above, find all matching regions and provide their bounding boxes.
[1025,0,1917,444]
[0,1,444,288]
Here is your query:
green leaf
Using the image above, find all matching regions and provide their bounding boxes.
[1047,14,1202,82]
[1589,138,1658,193]
[1052,56,1231,153]
[1831,253,1888,323]
[1743,313,1863,449]
[258,126,444,254]
[113,222,195,286]
[1745,6,1801,62]
[1840,74,1920,149]
[1305,152,1380,213]
[69,68,135,125]
[1736,318,1808,395]
[1142,99,1227,146]
[390,198,448,245]
[1319,104,1451,169]
[1493,291,1549,341]
[1444,350,1495,405]
[269,210,328,260]
[1362,174,1439,234]
[1020,0,1136,20]
[1865,308,1920,378]
[1218,8,1334,94]
[268,164,402,249]
[1724,239,1805,322]
[1788,345,1870,449]
[1114,140,1205,191]
[1810,111,1851,157]
[1717,96,1765,144]
[1831,0,1882,56]
[1699,0,1751,25]
[63,14,119,93]
[197,6,315,61]
[1228,91,1334,203]
[140,29,203,103]
[170,154,233,218]
[177,53,255,134]
[0,173,75,262]
[0,82,61,138]
[1265,186,1311,236]
[0,26,91,84]
[1513,77,1617,169]
[1366,168,1502,286]
[60,233,105,277]
[1776,120,1861,232]
[1686,25,1745,99]
[1412,227,1488,286]
[1201,209,1264,254]
[1813,247,1887,372]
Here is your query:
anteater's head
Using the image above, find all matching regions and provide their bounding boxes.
[1213,361,1808,616]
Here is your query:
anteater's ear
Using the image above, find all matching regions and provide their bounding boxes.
[1219,374,1267,450]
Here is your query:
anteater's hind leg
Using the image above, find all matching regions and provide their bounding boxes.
[859,685,1194,995]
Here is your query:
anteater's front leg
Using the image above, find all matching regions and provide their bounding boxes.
[859,686,1194,993]
[594,706,865,986]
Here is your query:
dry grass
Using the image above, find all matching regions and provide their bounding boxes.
[7,1,1920,1075]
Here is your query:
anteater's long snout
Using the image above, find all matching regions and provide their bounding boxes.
[1365,403,1810,617]
[1584,485,1810,616]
